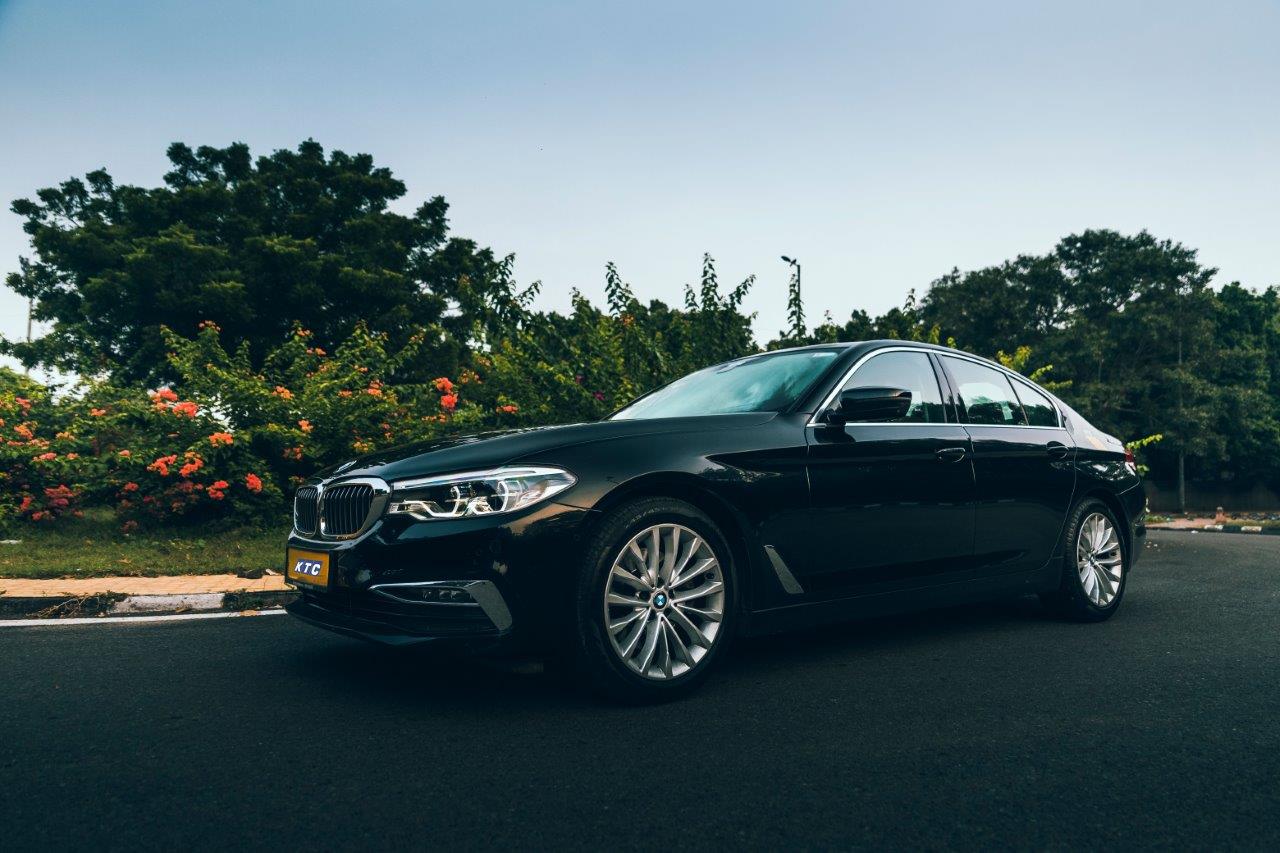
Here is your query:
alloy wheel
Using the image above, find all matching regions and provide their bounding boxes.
[603,523,726,680]
[1076,512,1123,607]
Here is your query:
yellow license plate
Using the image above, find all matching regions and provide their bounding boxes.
[286,548,330,587]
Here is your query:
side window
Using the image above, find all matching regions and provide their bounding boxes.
[1011,378,1060,427]
[842,351,946,423]
[940,356,1026,426]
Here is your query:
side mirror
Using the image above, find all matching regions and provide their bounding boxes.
[824,386,912,425]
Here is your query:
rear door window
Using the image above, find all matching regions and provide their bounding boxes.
[939,356,1026,426]
[1011,378,1060,427]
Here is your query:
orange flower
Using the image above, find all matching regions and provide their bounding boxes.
[118,449,131,458]
[208,432,234,447]
[14,424,33,440]
[298,419,312,433]
[365,387,382,397]
[244,473,263,493]
[151,388,178,404]
[15,397,31,412]
[147,454,178,476]
[207,480,229,500]
[122,482,139,493]
[179,456,204,478]
[440,393,458,412]
[171,401,199,418]
[496,404,518,414]
[35,452,57,461]
[283,446,303,461]
[65,452,79,460]
[198,320,220,332]
[44,485,73,508]
[90,408,107,417]
[433,377,455,394]
[274,386,293,400]
[338,390,352,398]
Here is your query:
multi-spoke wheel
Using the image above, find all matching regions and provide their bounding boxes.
[603,523,725,680]
[1042,498,1127,621]
[574,498,736,702]
[1076,512,1123,607]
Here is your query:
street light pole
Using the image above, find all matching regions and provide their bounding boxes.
[781,255,802,339]
[780,255,800,299]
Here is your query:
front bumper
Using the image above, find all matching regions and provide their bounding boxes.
[286,580,511,648]
[284,500,594,649]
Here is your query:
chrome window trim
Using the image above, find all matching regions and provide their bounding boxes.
[806,345,1066,430]
[292,476,391,542]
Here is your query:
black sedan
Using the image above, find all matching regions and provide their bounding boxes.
[284,341,1144,701]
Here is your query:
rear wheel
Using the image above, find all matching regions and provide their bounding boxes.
[573,498,737,703]
[1041,498,1127,621]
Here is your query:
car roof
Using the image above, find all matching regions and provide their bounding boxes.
[768,339,1009,370]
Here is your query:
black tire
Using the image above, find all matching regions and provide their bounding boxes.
[572,497,738,703]
[1040,498,1128,622]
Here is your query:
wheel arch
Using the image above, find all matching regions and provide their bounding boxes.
[584,472,761,618]
[1079,487,1132,558]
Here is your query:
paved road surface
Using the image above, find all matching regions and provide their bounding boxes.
[3,531,1278,850]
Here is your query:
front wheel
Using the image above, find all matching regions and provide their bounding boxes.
[1041,498,1128,621]
[573,498,737,703]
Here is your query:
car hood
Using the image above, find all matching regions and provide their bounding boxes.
[310,413,777,484]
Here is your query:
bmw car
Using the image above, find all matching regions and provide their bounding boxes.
[284,341,1144,701]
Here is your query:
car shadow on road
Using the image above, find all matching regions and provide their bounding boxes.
[284,594,1057,710]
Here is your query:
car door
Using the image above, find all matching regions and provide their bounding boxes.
[937,354,1076,576]
[803,348,977,596]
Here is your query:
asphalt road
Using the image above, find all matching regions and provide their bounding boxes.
[3,530,1279,851]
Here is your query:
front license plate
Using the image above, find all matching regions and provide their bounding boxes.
[286,548,330,587]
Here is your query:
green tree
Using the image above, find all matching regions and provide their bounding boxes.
[3,140,514,384]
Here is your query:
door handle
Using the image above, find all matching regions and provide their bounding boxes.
[1046,441,1071,459]
[936,446,967,463]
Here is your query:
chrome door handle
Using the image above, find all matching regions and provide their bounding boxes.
[936,446,967,463]
[1046,441,1071,459]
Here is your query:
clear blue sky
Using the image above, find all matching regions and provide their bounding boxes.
[2,0,1278,373]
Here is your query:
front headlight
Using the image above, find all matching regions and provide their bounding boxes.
[386,466,577,520]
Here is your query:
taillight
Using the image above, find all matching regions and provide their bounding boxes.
[1124,447,1137,468]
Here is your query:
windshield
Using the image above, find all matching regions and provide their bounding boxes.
[611,349,841,420]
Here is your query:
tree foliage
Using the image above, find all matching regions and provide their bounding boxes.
[3,140,517,384]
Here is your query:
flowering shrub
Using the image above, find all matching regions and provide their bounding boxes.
[0,367,281,531]
[0,372,89,526]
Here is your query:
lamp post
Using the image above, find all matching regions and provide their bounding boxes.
[780,255,800,298]
[781,255,803,339]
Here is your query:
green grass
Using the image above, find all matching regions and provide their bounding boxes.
[0,510,286,579]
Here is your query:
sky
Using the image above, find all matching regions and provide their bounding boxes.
[2,0,1278,374]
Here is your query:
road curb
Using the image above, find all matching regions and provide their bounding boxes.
[0,589,297,620]
[1148,525,1280,536]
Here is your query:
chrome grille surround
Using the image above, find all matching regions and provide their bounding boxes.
[292,476,390,541]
